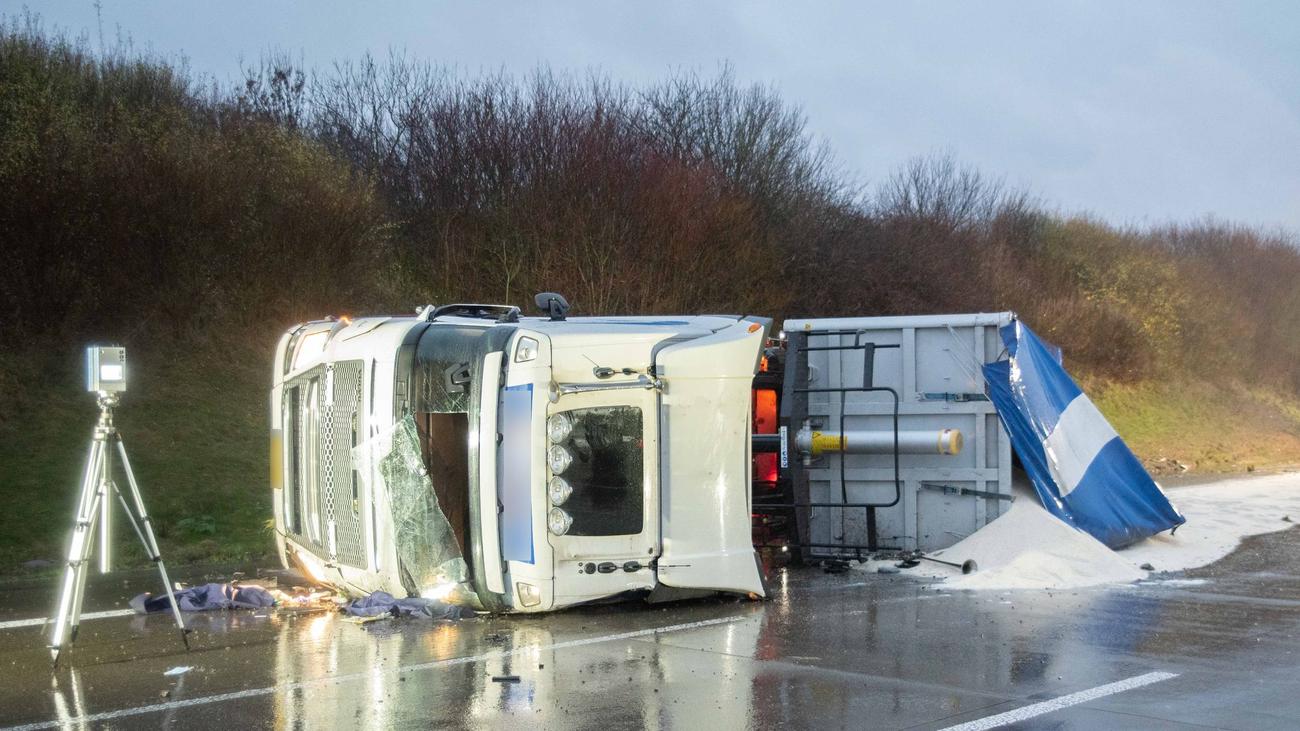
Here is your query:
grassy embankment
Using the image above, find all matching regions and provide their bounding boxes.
[0,341,272,571]
[1090,378,1300,476]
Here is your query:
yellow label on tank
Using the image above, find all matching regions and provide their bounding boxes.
[809,431,844,456]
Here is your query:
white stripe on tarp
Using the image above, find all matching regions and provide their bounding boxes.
[1041,394,1119,496]
[0,614,746,731]
[0,608,136,631]
[938,671,1179,730]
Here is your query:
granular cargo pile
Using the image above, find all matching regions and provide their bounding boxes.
[857,471,1300,590]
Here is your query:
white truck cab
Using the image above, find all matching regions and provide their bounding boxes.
[269,298,769,612]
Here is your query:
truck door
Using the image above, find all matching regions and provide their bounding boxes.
[654,321,767,596]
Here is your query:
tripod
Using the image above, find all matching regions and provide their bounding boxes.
[49,392,189,668]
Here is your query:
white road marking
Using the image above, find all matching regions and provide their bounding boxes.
[0,609,136,631]
[0,614,746,731]
[938,671,1180,730]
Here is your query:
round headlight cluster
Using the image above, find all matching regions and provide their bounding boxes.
[547,412,577,535]
[548,476,573,506]
[548,507,573,535]
[547,413,573,443]
[548,444,572,475]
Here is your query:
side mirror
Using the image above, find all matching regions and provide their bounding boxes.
[534,292,570,321]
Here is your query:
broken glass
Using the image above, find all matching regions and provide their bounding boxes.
[353,415,478,606]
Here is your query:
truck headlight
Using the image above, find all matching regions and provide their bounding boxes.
[515,336,539,363]
[547,444,572,474]
[516,582,542,607]
[547,413,573,443]
[548,476,572,506]
[548,507,573,535]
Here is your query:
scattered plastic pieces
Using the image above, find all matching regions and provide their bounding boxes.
[163,666,193,677]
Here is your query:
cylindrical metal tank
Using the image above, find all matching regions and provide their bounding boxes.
[796,427,963,456]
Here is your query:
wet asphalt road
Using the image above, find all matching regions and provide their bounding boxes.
[1,526,1298,730]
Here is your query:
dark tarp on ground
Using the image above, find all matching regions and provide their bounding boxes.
[130,583,276,614]
[344,591,471,620]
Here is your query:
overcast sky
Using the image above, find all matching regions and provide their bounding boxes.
[25,1,1300,232]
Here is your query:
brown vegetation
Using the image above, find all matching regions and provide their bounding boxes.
[5,22,1297,392]
[1,19,1299,567]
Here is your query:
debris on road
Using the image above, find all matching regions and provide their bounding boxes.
[342,614,390,625]
[343,590,474,621]
[130,582,276,614]
[128,578,346,616]
[162,666,193,677]
[270,587,347,613]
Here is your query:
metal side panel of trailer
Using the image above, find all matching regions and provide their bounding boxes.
[781,313,1013,555]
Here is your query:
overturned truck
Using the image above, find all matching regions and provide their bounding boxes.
[271,297,1180,613]
[270,296,771,612]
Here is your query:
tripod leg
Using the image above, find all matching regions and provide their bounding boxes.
[50,441,105,668]
[68,547,90,645]
[68,450,106,651]
[110,482,151,553]
[115,436,190,648]
[70,437,98,526]
[99,442,112,574]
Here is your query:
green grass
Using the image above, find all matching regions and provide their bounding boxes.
[0,340,275,572]
[1088,377,1300,475]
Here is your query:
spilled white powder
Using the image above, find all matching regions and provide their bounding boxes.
[855,471,1300,590]
[1119,471,1300,573]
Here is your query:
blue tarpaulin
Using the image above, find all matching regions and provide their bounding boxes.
[983,320,1185,548]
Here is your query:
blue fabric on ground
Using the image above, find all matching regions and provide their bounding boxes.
[344,590,471,620]
[983,320,1185,548]
[130,583,276,614]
